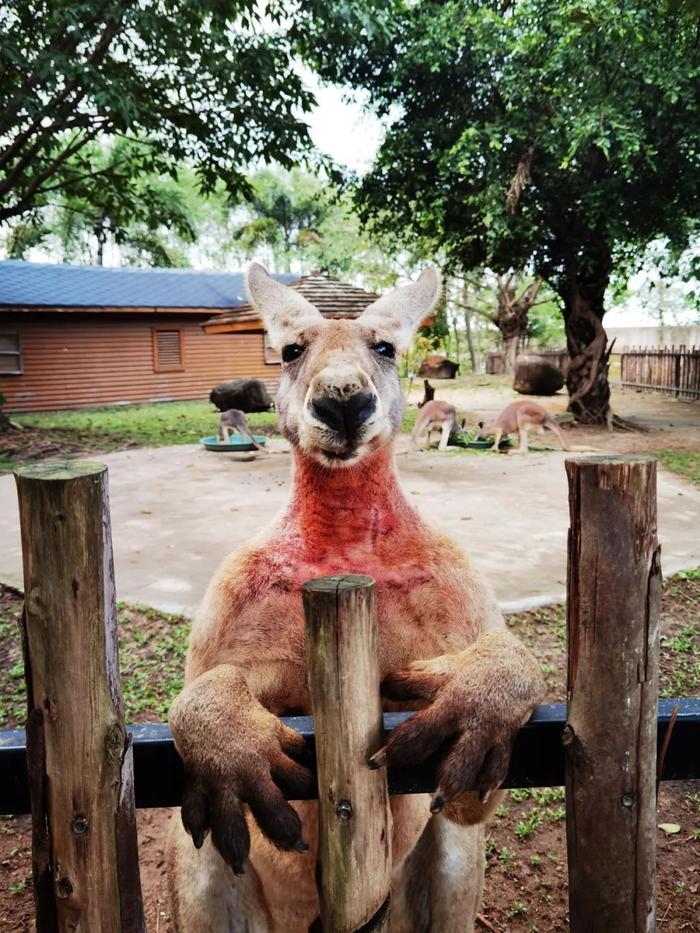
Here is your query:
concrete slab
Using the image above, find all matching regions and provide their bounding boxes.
[1,442,698,616]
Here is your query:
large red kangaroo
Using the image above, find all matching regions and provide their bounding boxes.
[168,264,545,932]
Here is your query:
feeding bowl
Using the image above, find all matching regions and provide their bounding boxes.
[200,435,267,452]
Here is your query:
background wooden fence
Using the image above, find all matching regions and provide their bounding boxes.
[619,345,700,398]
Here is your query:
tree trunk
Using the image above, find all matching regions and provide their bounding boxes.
[561,263,612,425]
[502,333,520,374]
[462,287,477,372]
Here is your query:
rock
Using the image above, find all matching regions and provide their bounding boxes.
[417,355,460,379]
[209,378,274,413]
[513,356,565,396]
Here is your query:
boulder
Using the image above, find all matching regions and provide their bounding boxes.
[417,355,460,379]
[513,356,565,396]
[209,378,274,413]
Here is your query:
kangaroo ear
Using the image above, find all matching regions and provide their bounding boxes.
[360,269,442,352]
[246,263,323,350]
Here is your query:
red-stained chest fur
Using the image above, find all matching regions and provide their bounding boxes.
[186,447,501,712]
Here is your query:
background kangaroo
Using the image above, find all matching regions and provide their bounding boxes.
[477,399,570,454]
[167,264,545,932]
[218,407,263,449]
[411,398,460,451]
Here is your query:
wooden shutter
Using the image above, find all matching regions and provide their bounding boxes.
[0,333,22,374]
[152,328,184,372]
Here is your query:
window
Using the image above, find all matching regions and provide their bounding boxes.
[263,333,281,365]
[152,327,184,372]
[0,333,22,375]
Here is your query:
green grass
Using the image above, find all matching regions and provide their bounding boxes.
[652,449,700,487]
[18,400,279,449]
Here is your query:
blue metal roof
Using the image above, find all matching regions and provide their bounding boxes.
[0,260,295,310]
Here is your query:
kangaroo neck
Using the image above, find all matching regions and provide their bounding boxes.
[287,443,414,552]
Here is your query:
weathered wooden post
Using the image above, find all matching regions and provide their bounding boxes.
[303,575,391,932]
[15,461,145,933]
[564,456,661,933]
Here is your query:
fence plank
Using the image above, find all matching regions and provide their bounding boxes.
[564,456,661,933]
[619,345,700,397]
[15,462,145,933]
[303,575,391,933]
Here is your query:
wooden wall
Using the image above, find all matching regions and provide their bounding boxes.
[0,312,282,412]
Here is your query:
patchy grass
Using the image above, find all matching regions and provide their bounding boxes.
[0,587,189,730]
[653,448,700,487]
[0,400,280,473]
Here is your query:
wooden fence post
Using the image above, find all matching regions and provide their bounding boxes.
[564,456,661,933]
[303,575,391,933]
[15,461,145,933]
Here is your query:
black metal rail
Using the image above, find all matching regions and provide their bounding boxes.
[1,699,698,816]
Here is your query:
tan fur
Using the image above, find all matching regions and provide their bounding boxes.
[477,399,570,453]
[411,399,459,451]
[167,266,546,931]
[218,408,263,449]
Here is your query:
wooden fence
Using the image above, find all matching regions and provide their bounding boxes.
[1,457,699,932]
[619,345,700,398]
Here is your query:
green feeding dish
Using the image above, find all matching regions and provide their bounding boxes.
[200,435,267,452]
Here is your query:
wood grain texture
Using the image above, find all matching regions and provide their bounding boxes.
[564,456,661,933]
[15,461,145,932]
[303,575,391,933]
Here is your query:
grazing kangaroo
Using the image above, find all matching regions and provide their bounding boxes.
[477,400,570,454]
[218,408,263,449]
[411,399,459,451]
[168,264,545,932]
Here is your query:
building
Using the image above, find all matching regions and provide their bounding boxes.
[0,261,295,412]
[202,272,380,368]
[605,324,700,350]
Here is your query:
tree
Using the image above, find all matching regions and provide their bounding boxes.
[0,1,316,223]
[232,169,332,272]
[7,139,199,266]
[299,0,700,422]
[459,272,546,373]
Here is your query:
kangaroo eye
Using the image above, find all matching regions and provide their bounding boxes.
[282,344,305,363]
[372,341,395,359]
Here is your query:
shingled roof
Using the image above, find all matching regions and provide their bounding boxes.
[203,272,380,333]
[0,260,295,311]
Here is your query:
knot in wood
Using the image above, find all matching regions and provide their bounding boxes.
[335,800,353,821]
[71,815,89,836]
[56,877,73,900]
[561,724,575,746]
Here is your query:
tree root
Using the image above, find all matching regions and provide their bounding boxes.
[610,413,648,433]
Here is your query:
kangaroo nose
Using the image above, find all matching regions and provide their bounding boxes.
[312,392,376,435]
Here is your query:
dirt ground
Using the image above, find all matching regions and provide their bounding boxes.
[405,378,700,456]
[1,574,698,932]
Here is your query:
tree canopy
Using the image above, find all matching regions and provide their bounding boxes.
[0,0,317,223]
[300,0,700,421]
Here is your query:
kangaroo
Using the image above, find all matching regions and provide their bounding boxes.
[167,264,545,932]
[411,399,459,451]
[477,399,570,454]
[218,408,263,449]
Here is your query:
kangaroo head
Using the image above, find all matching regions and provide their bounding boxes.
[247,263,441,468]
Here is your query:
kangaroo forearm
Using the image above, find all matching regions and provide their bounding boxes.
[169,664,260,760]
[464,630,546,710]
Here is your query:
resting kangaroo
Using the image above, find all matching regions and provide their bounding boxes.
[218,408,263,449]
[168,264,545,932]
[477,400,570,454]
[411,399,459,451]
